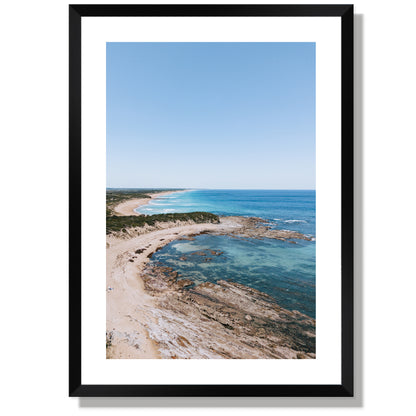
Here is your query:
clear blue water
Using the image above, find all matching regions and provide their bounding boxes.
[141,190,315,318]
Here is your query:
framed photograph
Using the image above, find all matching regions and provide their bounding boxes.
[69,4,353,397]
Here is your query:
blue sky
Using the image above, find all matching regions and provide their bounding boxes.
[107,42,315,189]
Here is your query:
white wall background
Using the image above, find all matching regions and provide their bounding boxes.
[0,0,415,415]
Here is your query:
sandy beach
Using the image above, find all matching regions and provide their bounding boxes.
[106,217,241,358]
[112,190,188,216]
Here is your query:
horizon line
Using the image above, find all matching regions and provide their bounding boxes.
[107,187,316,191]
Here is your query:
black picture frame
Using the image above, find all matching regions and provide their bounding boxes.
[69,4,353,397]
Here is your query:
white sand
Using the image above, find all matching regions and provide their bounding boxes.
[112,190,188,216]
[106,218,240,358]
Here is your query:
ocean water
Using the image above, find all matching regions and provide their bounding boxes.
[139,190,316,318]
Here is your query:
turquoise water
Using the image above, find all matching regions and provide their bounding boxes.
[142,190,315,318]
[137,189,315,236]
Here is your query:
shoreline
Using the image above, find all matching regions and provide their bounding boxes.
[106,216,315,359]
[112,190,189,216]
[106,218,240,359]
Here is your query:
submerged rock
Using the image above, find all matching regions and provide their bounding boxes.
[190,250,207,256]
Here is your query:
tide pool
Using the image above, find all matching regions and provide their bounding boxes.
[142,189,316,318]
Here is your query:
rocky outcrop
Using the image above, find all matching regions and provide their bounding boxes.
[142,264,316,359]
[215,216,312,241]
[110,215,313,242]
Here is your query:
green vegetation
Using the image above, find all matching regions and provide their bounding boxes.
[105,189,218,234]
[106,212,219,234]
